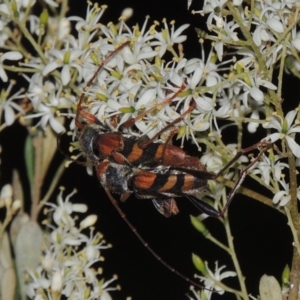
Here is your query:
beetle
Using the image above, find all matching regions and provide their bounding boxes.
[75,41,204,170]
[97,159,218,217]
[76,88,202,169]
[93,139,269,218]
[70,41,270,291]
[74,41,270,217]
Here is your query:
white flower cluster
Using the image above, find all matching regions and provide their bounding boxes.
[0,0,299,218]
[1,0,298,155]
[26,189,117,300]
[188,262,236,300]
[1,0,300,298]
[196,0,300,65]
[189,0,300,208]
[0,1,254,145]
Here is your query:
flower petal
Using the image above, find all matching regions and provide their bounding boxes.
[265,132,281,143]
[49,117,65,133]
[273,191,286,204]
[286,135,300,158]
[285,110,297,128]
[61,65,70,85]
[42,61,61,76]
[4,105,15,125]
[266,18,284,33]
[250,87,264,102]
[1,51,22,61]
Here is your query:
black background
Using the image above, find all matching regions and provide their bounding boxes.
[0,0,296,299]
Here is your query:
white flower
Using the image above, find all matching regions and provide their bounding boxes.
[252,155,288,186]
[195,261,236,294]
[68,2,106,32]
[26,189,118,298]
[0,184,12,200]
[198,0,228,29]
[200,150,223,172]
[42,43,84,85]
[246,100,265,133]
[46,189,86,225]
[51,270,63,292]
[263,110,300,158]
[0,81,24,126]
[151,20,189,57]
[273,180,291,206]
[121,38,157,65]
[15,0,36,9]
[266,18,284,33]
[253,26,269,46]
[24,103,65,133]
[26,267,50,298]
[236,73,277,108]
[0,51,23,82]
[252,1,285,46]
[80,214,97,229]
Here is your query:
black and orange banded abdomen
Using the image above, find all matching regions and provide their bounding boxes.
[132,171,207,195]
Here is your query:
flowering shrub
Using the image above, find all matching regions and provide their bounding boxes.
[0,0,300,299]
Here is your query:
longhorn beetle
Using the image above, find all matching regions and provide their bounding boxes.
[72,40,270,291]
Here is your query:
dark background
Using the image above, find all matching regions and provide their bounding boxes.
[1,0,296,299]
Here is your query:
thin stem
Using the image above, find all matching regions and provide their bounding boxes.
[206,274,244,297]
[285,208,300,257]
[218,176,280,213]
[226,2,283,118]
[277,34,289,103]
[286,145,300,300]
[13,18,47,64]
[37,160,67,213]
[30,134,43,222]
[206,234,230,253]
[223,207,249,300]
[3,66,41,73]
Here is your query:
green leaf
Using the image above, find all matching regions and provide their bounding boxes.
[24,135,35,184]
[259,275,281,300]
[14,220,43,300]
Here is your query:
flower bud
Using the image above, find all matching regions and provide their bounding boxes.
[108,22,117,37]
[121,8,133,20]
[119,106,135,114]
[11,0,19,18]
[0,184,13,199]
[111,70,122,79]
[96,93,109,102]
[90,52,99,65]
[282,264,290,285]
[192,253,208,275]
[176,126,186,139]
[63,50,71,64]
[12,199,21,212]
[40,9,49,26]
[80,214,98,229]
[51,270,62,292]
[155,55,162,67]
[190,215,209,236]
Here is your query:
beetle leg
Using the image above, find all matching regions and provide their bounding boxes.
[185,195,220,218]
[152,198,179,217]
[122,84,186,128]
[120,192,131,202]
